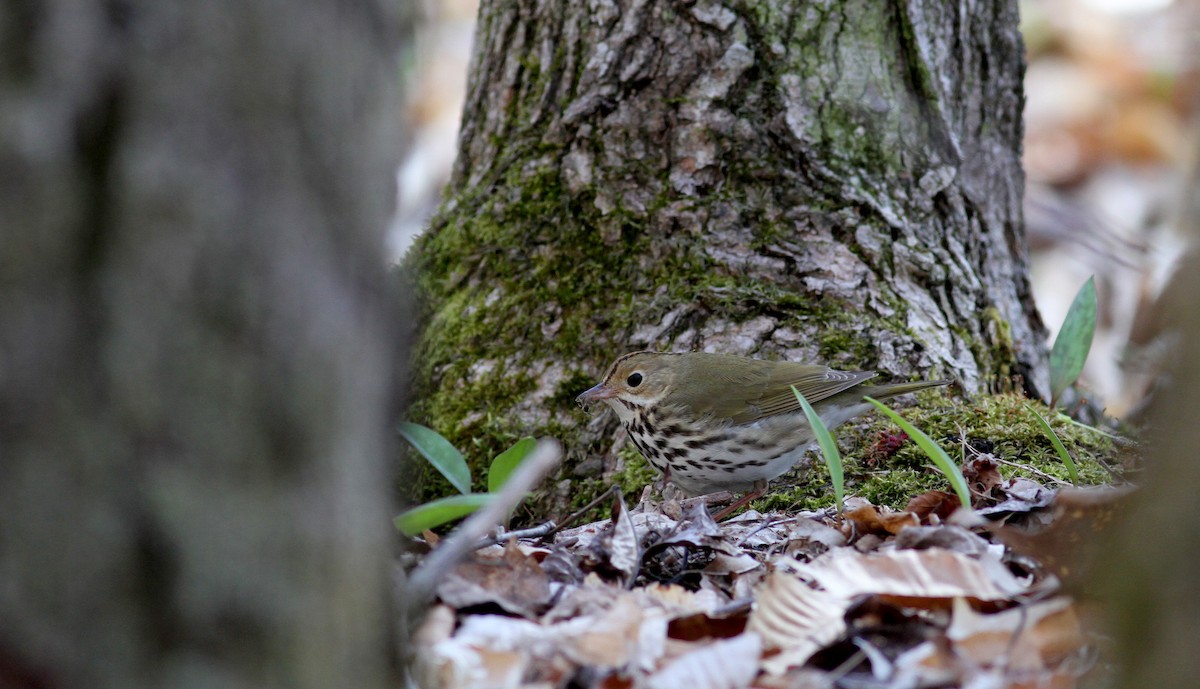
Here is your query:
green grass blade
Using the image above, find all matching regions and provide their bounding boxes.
[399,422,472,495]
[1057,412,1123,441]
[1049,276,1097,407]
[393,493,496,536]
[865,397,972,510]
[792,386,844,517]
[1026,404,1079,484]
[488,436,537,493]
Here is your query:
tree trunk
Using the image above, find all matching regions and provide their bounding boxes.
[1099,124,1200,689]
[410,0,1047,514]
[0,2,407,688]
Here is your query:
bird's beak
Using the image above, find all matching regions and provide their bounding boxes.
[576,383,615,406]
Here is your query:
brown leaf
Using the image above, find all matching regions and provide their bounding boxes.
[946,596,1085,673]
[666,596,750,641]
[789,547,1027,601]
[748,572,850,673]
[645,633,762,689]
[963,456,1004,500]
[893,524,990,556]
[844,504,918,537]
[906,490,961,523]
[608,491,641,584]
[436,540,553,617]
[891,639,961,687]
[994,484,1135,589]
[563,595,667,670]
[977,478,1057,520]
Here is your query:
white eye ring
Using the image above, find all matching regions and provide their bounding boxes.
[626,372,643,387]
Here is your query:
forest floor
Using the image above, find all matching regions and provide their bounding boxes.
[405,419,1136,688]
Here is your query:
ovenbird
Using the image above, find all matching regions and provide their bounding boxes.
[577,351,949,507]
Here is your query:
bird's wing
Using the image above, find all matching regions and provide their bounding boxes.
[746,368,877,422]
[670,357,876,425]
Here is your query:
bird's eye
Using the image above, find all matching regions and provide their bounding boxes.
[627,372,643,387]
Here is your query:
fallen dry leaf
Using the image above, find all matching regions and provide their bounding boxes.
[907,489,962,522]
[645,633,762,689]
[844,504,919,537]
[436,540,552,617]
[793,547,1027,601]
[606,492,641,585]
[893,524,991,556]
[666,604,750,642]
[946,596,1085,673]
[748,572,850,673]
[890,639,961,687]
[964,455,1005,500]
[563,594,667,670]
[995,484,1135,590]
[978,478,1057,520]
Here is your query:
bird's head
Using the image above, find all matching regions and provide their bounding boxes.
[575,351,682,422]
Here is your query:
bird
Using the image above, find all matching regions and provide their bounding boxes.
[576,351,950,516]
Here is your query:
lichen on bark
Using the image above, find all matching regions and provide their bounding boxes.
[405,0,1049,518]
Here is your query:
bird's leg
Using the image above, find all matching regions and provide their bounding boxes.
[711,480,768,521]
[657,465,685,503]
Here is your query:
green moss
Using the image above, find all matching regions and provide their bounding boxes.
[408,156,690,504]
[615,445,659,497]
[814,317,879,366]
[839,390,1118,506]
[969,306,1020,390]
[856,469,944,508]
[755,458,838,513]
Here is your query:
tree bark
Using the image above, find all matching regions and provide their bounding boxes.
[0,2,406,688]
[410,0,1047,513]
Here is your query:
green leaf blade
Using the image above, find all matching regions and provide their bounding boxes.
[1026,404,1079,484]
[399,422,472,495]
[865,397,973,510]
[393,493,496,536]
[488,437,537,493]
[1049,276,1097,407]
[792,386,844,516]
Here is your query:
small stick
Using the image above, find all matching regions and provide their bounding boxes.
[475,521,558,549]
[989,455,1072,486]
[735,516,797,547]
[958,435,1072,487]
[536,484,620,542]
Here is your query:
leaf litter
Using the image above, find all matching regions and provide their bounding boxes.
[405,472,1131,688]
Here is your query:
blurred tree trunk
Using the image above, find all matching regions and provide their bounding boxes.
[1100,120,1200,689]
[410,0,1047,514]
[0,2,406,688]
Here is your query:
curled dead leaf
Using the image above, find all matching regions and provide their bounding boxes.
[645,633,762,689]
[946,596,1085,673]
[748,572,849,673]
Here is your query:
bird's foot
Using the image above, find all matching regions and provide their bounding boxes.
[711,481,768,521]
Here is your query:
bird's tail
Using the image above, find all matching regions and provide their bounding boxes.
[858,379,952,401]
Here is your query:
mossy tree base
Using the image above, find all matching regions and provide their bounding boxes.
[408,0,1049,520]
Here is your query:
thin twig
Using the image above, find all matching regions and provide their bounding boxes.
[734,516,797,547]
[536,484,620,542]
[405,439,562,617]
[710,598,753,617]
[827,648,867,683]
[476,521,558,548]
[958,431,1071,487]
[989,455,1071,486]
